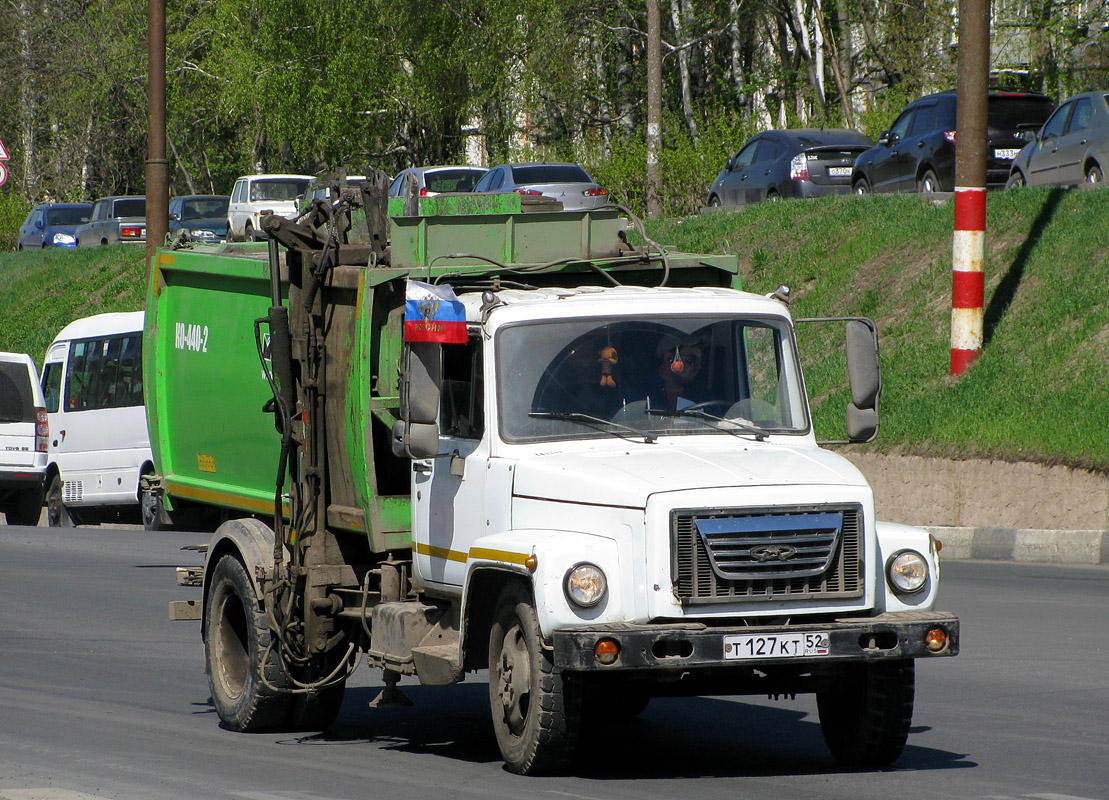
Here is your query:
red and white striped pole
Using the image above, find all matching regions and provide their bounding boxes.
[950,187,985,375]
[950,0,989,376]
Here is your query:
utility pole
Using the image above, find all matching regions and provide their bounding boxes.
[146,0,168,276]
[950,0,989,376]
[646,0,662,219]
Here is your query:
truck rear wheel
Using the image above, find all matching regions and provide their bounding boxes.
[488,584,581,775]
[816,659,915,766]
[206,554,290,731]
[283,648,349,731]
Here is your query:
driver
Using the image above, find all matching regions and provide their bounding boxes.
[646,336,711,411]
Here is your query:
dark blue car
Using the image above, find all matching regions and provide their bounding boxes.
[167,195,230,243]
[17,203,93,250]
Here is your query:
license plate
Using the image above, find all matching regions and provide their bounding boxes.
[995,148,1021,160]
[724,631,830,660]
[827,166,852,177]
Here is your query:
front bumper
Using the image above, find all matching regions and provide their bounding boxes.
[552,610,958,671]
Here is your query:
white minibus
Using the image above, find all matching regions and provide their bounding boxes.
[39,311,153,526]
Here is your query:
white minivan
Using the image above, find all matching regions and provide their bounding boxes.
[0,352,48,525]
[227,173,312,241]
[39,312,154,527]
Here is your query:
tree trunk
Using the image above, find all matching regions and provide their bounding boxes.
[19,0,37,199]
[669,0,698,141]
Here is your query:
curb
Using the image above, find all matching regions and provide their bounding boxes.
[926,526,1109,565]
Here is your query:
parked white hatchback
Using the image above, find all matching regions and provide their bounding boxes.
[227,173,312,241]
[0,352,48,525]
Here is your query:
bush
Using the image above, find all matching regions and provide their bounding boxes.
[0,192,30,251]
[577,115,755,218]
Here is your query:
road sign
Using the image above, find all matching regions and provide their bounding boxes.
[0,137,8,186]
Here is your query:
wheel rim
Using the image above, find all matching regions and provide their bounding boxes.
[494,624,531,736]
[1088,168,1102,185]
[214,589,250,701]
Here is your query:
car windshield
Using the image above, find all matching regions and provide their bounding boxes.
[511,165,592,185]
[496,315,808,443]
[425,169,484,193]
[46,207,89,226]
[250,179,309,202]
[181,198,229,220]
[112,199,145,217]
[988,97,1055,130]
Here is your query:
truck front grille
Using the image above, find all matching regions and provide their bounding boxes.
[672,504,863,604]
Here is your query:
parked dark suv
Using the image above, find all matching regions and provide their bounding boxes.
[852,89,1055,194]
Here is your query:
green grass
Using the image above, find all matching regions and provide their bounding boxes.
[0,246,147,360]
[648,188,1109,471]
[2,189,1106,471]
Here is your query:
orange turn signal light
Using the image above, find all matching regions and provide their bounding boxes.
[925,627,948,652]
[594,638,620,665]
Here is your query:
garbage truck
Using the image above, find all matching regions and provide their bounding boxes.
[151,172,958,775]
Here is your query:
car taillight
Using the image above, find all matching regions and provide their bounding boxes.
[35,407,48,452]
[514,188,542,195]
[120,225,143,239]
[583,187,607,196]
[944,130,957,143]
[790,153,809,181]
[419,188,429,196]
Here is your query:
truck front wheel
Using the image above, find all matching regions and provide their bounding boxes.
[816,659,915,766]
[206,554,289,731]
[488,584,582,775]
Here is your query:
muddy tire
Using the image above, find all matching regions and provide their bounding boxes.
[488,584,581,775]
[205,554,289,731]
[817,659,915,766]
[283,648,349,731]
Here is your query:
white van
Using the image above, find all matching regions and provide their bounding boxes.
[39,312,153,527]
[0,352,48,525]
[227,173,312,241]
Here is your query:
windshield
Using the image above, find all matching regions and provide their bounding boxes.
[250,179,309,202]
[181,197,229,220]
[511,165,592,185]
[46,207,90,226]
[497,316,808,443]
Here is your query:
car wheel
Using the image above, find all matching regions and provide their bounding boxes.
[46,474,75,527]
[244,221,255,241]
[853,178,871,195]
[919,169,942,194]
[1005,171,1026,189]
[1086,164,1103,185]
[767,190,780,202]
[708,195,721,208]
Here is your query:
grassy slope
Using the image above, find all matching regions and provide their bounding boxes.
[648,187,1109,471]
[0,246,147,360]
[1,189,1106,470]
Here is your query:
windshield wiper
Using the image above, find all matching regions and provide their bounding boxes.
[529,411,657,443]
[646,407,769,441]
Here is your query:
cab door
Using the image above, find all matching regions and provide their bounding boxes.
[411,337,488,592]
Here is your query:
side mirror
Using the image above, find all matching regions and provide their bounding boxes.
[395,341,441,459]
[844,319,881,442]
[725,157,735,171]
[877,131,891,146]
[168,213,180,221]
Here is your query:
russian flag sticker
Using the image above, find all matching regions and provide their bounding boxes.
[404,280,468,344]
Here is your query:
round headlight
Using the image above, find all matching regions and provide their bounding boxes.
[886,550,928,595]
[565,563,607,608]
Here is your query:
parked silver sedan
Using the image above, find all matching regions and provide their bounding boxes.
[472,162,609,210]
[1007,90,1109,188]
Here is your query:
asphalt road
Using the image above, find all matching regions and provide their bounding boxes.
[0,524,1106,800]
